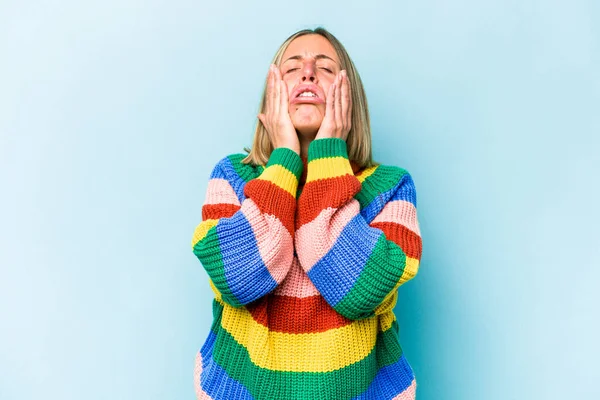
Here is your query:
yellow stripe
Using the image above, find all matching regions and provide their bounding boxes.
[356,165,378,183]
[379,309,396,330]
[208,279,223,301]
[191,219,218,248]
[257,164,298,197]
[215,300,393,372]
[374,290,398,317]
[399,257,419,284]
[306,157,354,183]
[374,257,419,317]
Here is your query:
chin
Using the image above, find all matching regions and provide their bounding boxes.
[294,125,320,137]
[291,113,323,137]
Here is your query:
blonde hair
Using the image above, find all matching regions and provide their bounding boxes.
[241,27,377,169]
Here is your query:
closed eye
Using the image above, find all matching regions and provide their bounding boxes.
[285,67,333,74]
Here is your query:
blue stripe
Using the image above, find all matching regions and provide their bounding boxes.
[209,158,227,179]
[361,187,394,223]
[352,354,415,400]
[307,213,381,307]
[216,209,277,305]
[199,330,256,400]
[361,172,417,223]
[390,173,417,207]
[220,157,247,202]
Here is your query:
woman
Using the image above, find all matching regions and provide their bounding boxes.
[191,27,423,400]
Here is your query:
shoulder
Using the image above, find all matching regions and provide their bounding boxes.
[210,153,264,182]
[358,162,413,186]
[356,162,417,221]
[208,153,264,200]
[357,162,415,197]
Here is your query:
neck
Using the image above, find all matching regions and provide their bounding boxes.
[297,130,317,159]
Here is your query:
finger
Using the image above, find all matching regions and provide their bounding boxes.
[266,66,274,117]
[346,78,353,133]
[347,73,353,115]
[334,75,343,134]
[272,65,280,118]
[341,71,351,129]
[277,70,287,122]
[267,65,274,95]
[280,78,290,115]
[326,81,336,122]
[275,67,286,115]
[274,65,283,82]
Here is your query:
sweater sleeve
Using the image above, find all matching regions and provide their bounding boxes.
[294,138,422,320]
[191,147,303,308]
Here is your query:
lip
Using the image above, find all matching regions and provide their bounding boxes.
[290,84,325,105]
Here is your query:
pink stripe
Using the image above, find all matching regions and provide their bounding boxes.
[204,178,240,206]
[194,351,214,400]
[241,199,294,284]
[294,199,360,272]
[392,378,417,399]
[371,200,421,236]
[273,256,320,297]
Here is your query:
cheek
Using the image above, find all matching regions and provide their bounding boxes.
[321,82,334,98]
[282,77,295,99]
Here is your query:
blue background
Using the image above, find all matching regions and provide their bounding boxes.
[1,1,598,399]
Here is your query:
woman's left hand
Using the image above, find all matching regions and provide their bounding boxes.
[315,70,352,141]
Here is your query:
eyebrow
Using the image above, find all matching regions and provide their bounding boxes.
[282,54,339,65]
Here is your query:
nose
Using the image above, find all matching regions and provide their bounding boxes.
[300,61,318,83]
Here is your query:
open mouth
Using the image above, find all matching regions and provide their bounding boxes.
[296,90,318,99]
[290,86,324,105]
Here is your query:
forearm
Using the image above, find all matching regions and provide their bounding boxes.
[192,147,303,307]
[295,138,422,320]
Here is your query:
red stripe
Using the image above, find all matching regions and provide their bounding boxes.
[370,221,422,260]
[202,203,240,220]
[244,179,296,236]
[245,294,353,333]
[296,174,361,227]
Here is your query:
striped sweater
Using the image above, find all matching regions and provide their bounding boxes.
[191,137,422,400]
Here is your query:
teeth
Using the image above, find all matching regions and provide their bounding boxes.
[299,91,317,97]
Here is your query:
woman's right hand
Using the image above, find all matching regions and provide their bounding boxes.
[257,64,300,155]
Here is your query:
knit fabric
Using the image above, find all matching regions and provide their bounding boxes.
[191,137,422,400]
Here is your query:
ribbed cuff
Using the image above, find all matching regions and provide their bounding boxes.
[257,147,303,196]
[307,138,349,162]
[266,147,303,178]
[306,138,354,183]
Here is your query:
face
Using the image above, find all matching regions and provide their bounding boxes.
[279,34,341,138]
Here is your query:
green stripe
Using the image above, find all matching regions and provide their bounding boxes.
[376,318,403,366]
[193,226,242,308]
[307,138,349,162]
[228,153,263,183]
[335,234,407,320]
[208,300,403,399]
[355,165,408,210]
[266,147,303,181]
